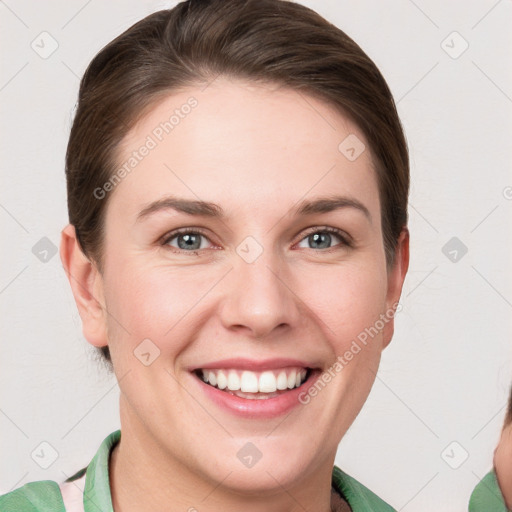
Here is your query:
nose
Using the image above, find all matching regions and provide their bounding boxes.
[218,247,302,339]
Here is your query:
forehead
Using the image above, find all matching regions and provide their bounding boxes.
[109,77,380,223]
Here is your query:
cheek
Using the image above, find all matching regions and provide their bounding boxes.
[298,260,388,347]
[103,261,216,353]
[103,250,388,361]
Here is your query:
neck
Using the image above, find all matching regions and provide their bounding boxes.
[109,414,342,512]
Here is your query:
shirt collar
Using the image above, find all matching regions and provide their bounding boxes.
[81,429,393,512]
[468,469,508,511]
[83,429,120,512]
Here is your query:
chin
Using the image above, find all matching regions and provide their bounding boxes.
[214,464,305,496]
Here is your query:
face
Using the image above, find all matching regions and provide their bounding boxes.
[494,422,512,508]
[71,77,408,493]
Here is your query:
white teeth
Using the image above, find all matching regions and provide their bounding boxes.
[276,371,288,390]
[227,371,240,390]
[287,370,296,389]
[199,367,308,394]
[240,371,259,392]
[259,371,277,393]
[216,370,228,390]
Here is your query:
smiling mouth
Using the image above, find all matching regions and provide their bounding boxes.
[193,367,312,400]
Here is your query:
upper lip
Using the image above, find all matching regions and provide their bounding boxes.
[190,358,316,371]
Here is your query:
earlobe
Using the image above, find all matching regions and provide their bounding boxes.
[382,227,410,349]
[59,224,108,348]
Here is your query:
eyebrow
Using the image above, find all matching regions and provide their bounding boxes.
[136,194,371,223]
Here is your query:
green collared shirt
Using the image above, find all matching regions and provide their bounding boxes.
[0,429,396,511]
[469,468,510,512]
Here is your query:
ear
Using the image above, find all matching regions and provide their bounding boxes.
[382,227,410,349]
[59,224,108,348]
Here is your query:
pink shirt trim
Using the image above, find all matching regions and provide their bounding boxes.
[58,472,86,512]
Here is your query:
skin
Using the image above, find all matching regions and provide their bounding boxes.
[494,422,512,509]
[60,77,409,512]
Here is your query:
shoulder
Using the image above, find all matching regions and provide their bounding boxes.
[332,465,396,512]
[0,430,120,512]
[468,468,508,512]
[0,480,65,512]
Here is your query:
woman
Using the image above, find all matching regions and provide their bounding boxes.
[0,0,410,510]
[469,385,512,511]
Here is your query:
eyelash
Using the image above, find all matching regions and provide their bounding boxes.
[159,226,352,255]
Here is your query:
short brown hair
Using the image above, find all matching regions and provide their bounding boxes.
[505,385,512,429]
[65,0,409,367]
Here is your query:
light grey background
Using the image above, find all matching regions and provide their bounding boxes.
[1,1,511,510]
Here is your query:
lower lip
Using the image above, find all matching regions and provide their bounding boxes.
[191,370,321,419]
